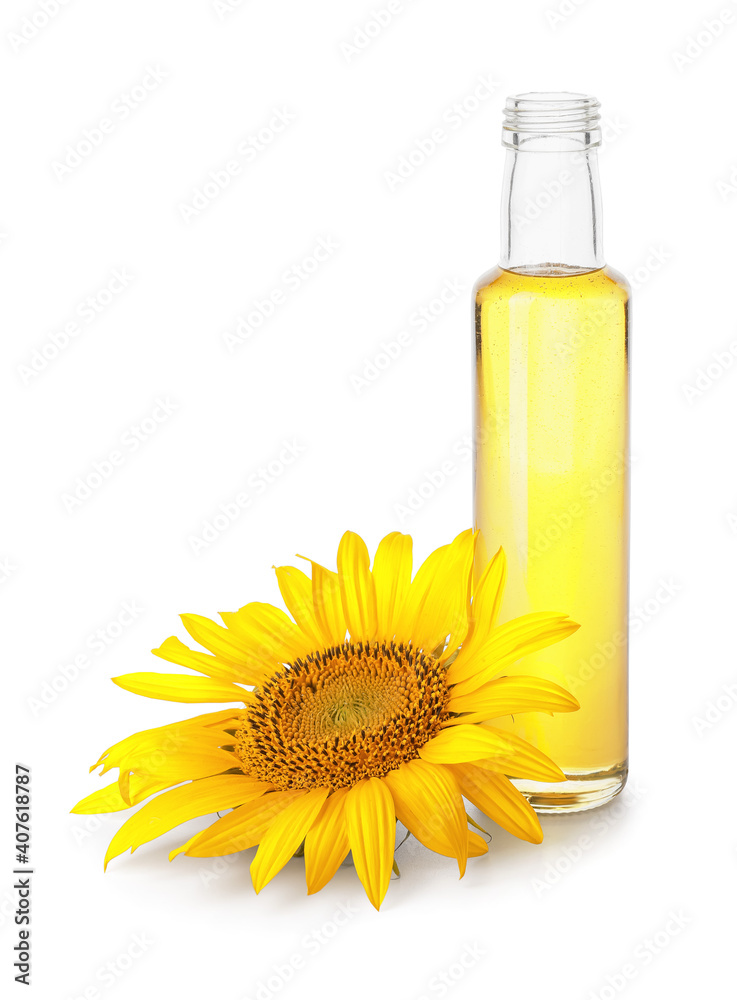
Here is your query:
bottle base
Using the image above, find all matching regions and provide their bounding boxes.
[511,761,628,814]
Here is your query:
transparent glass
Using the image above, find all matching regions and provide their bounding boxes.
[473,93,630,812]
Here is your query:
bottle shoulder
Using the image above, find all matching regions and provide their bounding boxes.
[599,264,631,297]
[473,265,506,296]
[474,264,630,304]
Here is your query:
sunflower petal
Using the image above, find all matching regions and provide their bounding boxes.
[71,775,168,814]
[419,724,518,765]
[443,530,478,658]
[274,565,324,649]
[449,763,543,844]
[447,675,580,723]
[344,778,395,910]
[96,745,240,811]
[467,829,490,857]
[174,790,306,859]
[337,531,377,641]
[394,542,449,641]
[92,711,237,777]
[111,673,251,704]
[466,812,491,837]
[152,636,259,685]
[472,727,566,783]
[308,561,347,648]
[250,787,330,893]
[131,745,239,784]
[104,775,269,869]
[465,546,507,649]
[304,788,351,895]
[180,612,265,674]
[398,529,476,654]
[221,602,313,670]
[383,760,468,876]
[447,613,580,691]
[372,532,412,641]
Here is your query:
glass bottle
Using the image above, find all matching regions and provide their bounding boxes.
[473,93,630,812]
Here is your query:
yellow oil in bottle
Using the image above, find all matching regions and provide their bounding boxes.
[474,264,630,811]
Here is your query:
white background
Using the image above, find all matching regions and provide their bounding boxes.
[3,0,735,997]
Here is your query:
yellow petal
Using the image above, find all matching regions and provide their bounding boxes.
[104,774,269,869]
[92,711,237,777]
[465,546,507,650]
[472,727,566,783]
[250,787,330,893]
[447,613,580,692]
[397,529,476,655]
[130,745,239,783]
[304,788,351,895]
[107,726,233,803]
[152,636,259,685]
[372,532,412,641]
[93,735,238,808]
[174,790,306,859]
[344,778,395,910]
[394,540,450,641]
[383,760,468,876]
[180,613,261,671]
[418,724,517,765]
[441,530,478,660]
[71,775,167,814]
[221,602,313,670]
[467,829,490,857]
[447,675,580,723]
[274,565,324,650]
[449,763,543,844]
[307,561,347,648]
[111,673,251,704]
[337,531,377,641]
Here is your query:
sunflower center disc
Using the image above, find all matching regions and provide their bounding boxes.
[234,640,451,789]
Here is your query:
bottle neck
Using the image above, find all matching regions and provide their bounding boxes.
[500,146,603,274]
[499,92,604,275]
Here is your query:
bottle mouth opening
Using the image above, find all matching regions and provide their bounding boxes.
[502,91,601,149]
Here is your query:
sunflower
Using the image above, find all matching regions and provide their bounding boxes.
[72,530,580,909]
